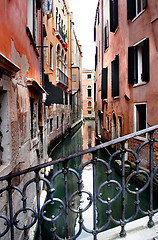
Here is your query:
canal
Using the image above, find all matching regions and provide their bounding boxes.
[42,120,157,239]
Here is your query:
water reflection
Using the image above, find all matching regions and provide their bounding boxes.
[42,120,158,239]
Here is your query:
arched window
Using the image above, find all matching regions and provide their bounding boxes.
[112,112,117,140]
[88,101,91,107]
[87,86,92,98]
[61,50,64,72]
[56,44,61,78]
[64,54,67,75]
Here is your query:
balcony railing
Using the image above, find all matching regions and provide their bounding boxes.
[57,68,68,87]
[0,125,158,239]
[56,24,65,43]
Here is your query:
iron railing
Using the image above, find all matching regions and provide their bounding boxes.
[0,125,158,239]
[57,69,68,87]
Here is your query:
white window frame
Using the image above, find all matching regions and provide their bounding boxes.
[133,38,147,86]
[135,0,143,16]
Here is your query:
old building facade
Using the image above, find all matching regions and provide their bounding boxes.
[94,0,158,168]
[43,0,82,146]
[82,69,95,119]
[71,17,83,126]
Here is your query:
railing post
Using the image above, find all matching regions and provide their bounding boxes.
[63,161,69,239]
[148,131,155,228]
[8,178,14,240]
[120,142,126,238]
[35,170,42,240]
[92,151,98,240]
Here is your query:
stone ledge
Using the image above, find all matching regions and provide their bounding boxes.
[82,213,158,240]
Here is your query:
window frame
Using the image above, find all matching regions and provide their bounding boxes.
[134,103,147,137]
[128,38,150,85]
[127,0,147,20]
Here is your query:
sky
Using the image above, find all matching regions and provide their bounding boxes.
[69,0,98,70]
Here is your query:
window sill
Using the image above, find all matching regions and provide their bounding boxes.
[113,96,119,100]
[132,9,145,22]
[133,82,147,88]
[114,26,119,35]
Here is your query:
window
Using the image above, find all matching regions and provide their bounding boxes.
[87,86,92,98]
[88,111,92,115]
[88,101,92,107]
[101,67,108,99]
[110,0,118,32]
[57,116,59,129]
[94,27,96,42]
[50,44,53,70]
[30,98,37,139]
[104,21,109,51]
[112,55,119,97]
[27,0,38,43]
[50,118,53,132]
[134,103,147,133]
[128,38,149,84]
[87,74,91,79]
[97,9,100,25]
[127,0,147,20]
[118,117,122,137]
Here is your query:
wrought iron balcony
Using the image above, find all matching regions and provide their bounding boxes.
[56,68,68,87]
[0,125,158,239]
[55,24,65,44]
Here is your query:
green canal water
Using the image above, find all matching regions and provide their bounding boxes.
[42,120,158,239]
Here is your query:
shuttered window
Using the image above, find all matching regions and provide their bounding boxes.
[112,55,119,97]
[101,68,108,99]
[127,0,147,20]
[128,38,149,84]
[110,0,118,32]
[104,21,109,51]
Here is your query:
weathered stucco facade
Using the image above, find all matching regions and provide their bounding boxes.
[94,0,158,169]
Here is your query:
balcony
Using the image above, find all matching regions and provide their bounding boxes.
[56,68,68,88]
[55,24,66,45]
[0,125,158,239]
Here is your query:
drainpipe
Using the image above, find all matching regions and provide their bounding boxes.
[41,0,44,87]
